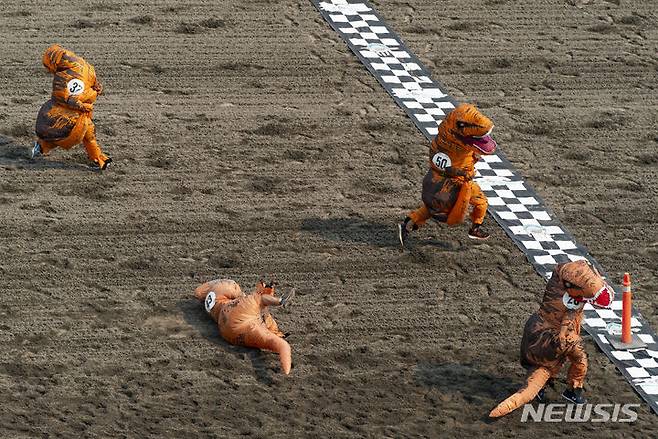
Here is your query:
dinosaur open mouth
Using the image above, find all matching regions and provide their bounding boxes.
[465,128,497,154]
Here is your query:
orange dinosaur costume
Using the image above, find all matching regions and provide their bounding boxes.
[398,104,497,245]
[489,260,614,417]
[194,278,294,374]
[33,44,111,169]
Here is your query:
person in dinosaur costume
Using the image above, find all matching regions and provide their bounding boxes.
[489,260,614,418]
[32,44,111,170]
[194,278,295,374]
[398,103,497,246]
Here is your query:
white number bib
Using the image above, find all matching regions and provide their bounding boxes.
[67,79,85,96]
[204,291,217,313]
[562,293,584,310]
[432,152,451,170]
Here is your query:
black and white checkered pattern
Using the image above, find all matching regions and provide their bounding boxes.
[313,0,658,414]
[317,0,456,139]
[475,154,589,276]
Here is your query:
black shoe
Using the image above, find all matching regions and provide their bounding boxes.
[397,222,409,248]
[562,387,587,404]
[536,378,555,402]
[100,157,112,170]
[468,224,490,240]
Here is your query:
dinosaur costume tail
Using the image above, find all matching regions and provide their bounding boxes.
[445,181,472,225]
[489,367,551,418]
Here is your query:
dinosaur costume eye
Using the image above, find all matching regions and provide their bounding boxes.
[564,281,582,289]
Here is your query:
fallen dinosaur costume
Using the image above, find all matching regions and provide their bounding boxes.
[398,104,497,245]
[489,260,614,417]
[33,44,111,169]
[194,278,295,374]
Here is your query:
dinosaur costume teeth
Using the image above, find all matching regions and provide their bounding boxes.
[34,44,111,169]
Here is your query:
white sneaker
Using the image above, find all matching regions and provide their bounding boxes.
[398,222,408,249]
[280,289,295,307]
[30,141,42,159]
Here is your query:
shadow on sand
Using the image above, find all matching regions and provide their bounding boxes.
[0,135,94,171]
[415,362,521,423]
[300,217,399,248]
[177,297,277,385]
[301,216,456,250]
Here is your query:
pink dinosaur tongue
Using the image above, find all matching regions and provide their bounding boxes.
[469,135,497,154]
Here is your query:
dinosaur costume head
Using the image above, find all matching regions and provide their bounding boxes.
[441,103,497,155]
[42,44,80,73]
[557,260,613,308]
[255,279,277,296]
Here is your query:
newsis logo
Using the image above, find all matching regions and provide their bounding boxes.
[521,403,640,423]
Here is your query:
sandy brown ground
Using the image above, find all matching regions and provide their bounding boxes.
[0,0,657,437]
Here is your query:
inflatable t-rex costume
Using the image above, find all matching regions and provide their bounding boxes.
[398,104,497,245]
[489,260,614,417]
[33,44,111,169]
[194,278,295,374]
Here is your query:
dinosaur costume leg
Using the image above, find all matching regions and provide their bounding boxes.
[194,278,242,302]
[37,139,58,155]
[82,121,110,168]
[565,342,588,389]
[407,204,432,227]
[407,171,463,228]
[445,181,472,225]
[468,182,488,225]
[36,127,86,154]
[35,107,88,154]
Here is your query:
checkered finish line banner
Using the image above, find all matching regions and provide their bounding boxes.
[312,0,658,414]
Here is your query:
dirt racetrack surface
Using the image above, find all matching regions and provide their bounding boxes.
[1,0,657,437]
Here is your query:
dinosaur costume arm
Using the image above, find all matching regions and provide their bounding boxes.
[52,91,93,113]
[91,75,103,95]
[558,309,581,350]
[441,166,473,180]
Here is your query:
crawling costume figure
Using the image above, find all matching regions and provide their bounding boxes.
[32,44,111,169]
[194,278,295,374]
[489,260,614,418]
[398,104,497,246]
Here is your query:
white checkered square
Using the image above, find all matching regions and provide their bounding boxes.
[627,367,652,378]
[637,358,658,369]
[584,317,607,328]
[640,381,658,395]
[612,350,636,361]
